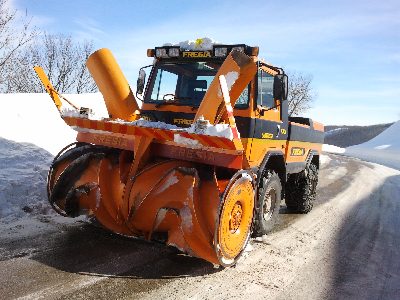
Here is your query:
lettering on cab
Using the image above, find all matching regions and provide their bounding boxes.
[182,51,212,58]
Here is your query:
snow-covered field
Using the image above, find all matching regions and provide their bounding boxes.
[323,121,400,170]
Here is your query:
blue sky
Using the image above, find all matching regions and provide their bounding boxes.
[12,0,400,125]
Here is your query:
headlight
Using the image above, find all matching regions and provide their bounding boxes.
[155,48,168,58]
[214,47,228,57]
[168,47,180,57]
[232,46,245,53]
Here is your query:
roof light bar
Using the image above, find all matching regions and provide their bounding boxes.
[151,44,260,58]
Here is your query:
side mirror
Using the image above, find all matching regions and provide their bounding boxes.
[136,69,146,95]
[273,74,288,100]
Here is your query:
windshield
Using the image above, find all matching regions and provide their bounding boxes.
[144,61,249,108]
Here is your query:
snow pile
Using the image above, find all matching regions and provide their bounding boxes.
[217,71,239,98]
[175,117,236,147]
[323,120,400,170]
[164,37,216,51]
[187,117,235,139]
[322,144,345,154]
[61,107,83,118]
[174,134,200,147]
[122,116,236,148]
[0,137,53,221]
[130,119,182,130]
[61,106,107,121]
[119,116,236,148]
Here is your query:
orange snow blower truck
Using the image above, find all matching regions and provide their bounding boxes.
[35,41,324,266]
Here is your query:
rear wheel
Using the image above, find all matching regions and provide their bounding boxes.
[253,171,282,237]
[285,163,318,213]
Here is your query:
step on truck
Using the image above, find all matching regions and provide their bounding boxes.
[35,39,324,266]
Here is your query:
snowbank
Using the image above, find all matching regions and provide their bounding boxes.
[346,121,400,151]
[0,137,52,220]
[0,93,107,155]
[322,144,345,154]
[323,121,400,170]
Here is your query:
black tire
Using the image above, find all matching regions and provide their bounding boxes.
[285,163,318,213]
[253,171,282,236]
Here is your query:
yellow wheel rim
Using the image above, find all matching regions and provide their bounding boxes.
[216,173,255,265]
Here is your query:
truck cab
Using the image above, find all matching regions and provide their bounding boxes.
[138,43,294,169]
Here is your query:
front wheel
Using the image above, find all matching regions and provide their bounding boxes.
[253,171,282,236]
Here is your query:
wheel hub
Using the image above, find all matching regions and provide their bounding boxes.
[263,189,276,221]
[229,202,243,233]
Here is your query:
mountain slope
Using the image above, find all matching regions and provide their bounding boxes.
[324,123,393,147]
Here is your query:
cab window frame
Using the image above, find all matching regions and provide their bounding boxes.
[143,60,251,109]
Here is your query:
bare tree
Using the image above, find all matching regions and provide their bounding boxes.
[0,0,37,90]
[287,72,316,116]
[1,1,95,93]
[75,41,97,93]
[5,33,97,93]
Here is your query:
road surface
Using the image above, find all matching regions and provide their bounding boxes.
[1,154,399,299]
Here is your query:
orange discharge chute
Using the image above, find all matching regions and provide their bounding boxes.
[36,49,257,266]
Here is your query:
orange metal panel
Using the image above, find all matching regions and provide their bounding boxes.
[151,143,243,169]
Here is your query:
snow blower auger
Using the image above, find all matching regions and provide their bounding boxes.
[34,47,258,266]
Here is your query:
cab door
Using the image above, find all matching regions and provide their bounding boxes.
[249,67,286,165]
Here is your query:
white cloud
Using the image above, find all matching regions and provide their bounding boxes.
[73,18,106,42]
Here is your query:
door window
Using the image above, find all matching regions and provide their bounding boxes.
[257,70,274,108]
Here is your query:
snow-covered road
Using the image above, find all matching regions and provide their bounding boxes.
[1,154,399,299]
